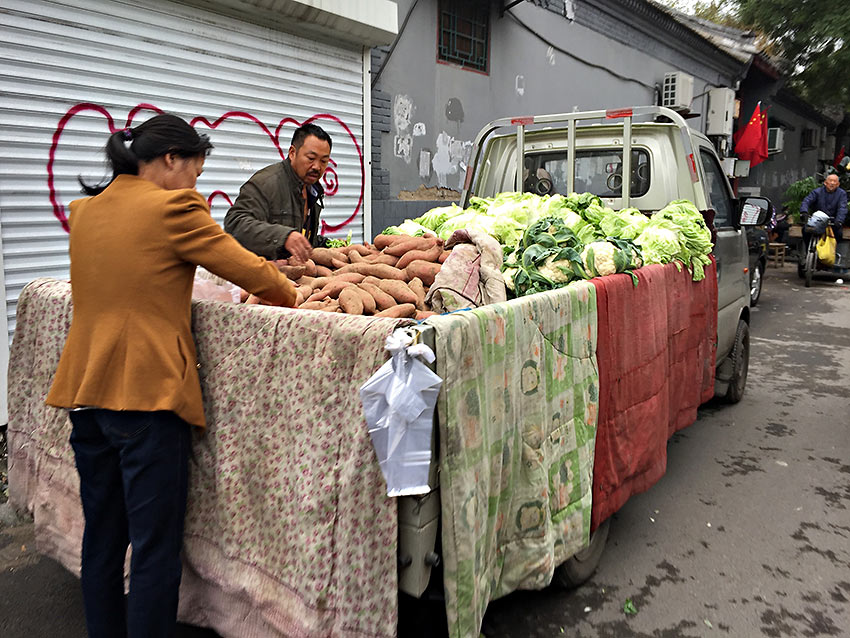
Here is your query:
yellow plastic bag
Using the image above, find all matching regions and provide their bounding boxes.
[816,227,836,267]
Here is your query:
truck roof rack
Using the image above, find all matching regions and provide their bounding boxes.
[461,106,700,209]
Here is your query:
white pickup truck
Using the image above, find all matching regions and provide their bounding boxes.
[397,106,771,628]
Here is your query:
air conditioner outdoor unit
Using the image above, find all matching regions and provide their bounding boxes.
[706,87,735,136]
[767,127,784,154]
[662,72,694,111]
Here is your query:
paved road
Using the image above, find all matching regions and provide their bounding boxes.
[482,264,850,637]
[2,263,848,638]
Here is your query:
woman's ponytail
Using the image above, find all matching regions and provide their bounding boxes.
[78,114,212,196]
[78,128,140,195]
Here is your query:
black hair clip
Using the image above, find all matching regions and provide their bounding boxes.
[122,128,133,141]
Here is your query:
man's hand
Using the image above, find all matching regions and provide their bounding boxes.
[834,223,844,240]
[284,232,313,262]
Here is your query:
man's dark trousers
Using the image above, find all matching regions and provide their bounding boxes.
[69,409,191,638]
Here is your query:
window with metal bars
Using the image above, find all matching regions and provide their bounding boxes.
[437,0,490,73]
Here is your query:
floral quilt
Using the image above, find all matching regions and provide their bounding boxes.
[7,278,407,638]
[426,281,599,638]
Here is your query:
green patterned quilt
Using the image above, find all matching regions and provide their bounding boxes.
[427,280,599,638]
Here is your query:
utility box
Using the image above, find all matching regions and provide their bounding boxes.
[706,87,735,137]
[662,72,694,111]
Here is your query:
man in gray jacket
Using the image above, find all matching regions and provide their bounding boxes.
[225,124,332,261]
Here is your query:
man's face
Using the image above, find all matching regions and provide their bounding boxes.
[288,135,331,185]
[825,175,840,192]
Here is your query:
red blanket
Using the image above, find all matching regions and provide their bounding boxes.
[590,260,718,530]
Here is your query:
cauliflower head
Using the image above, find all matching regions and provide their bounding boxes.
[582,241,619,277]
[537,255,573,283]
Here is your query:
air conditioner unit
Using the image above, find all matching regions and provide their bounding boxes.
[662,72,694,111]
[767,127,784,154]
[706,87,735,136]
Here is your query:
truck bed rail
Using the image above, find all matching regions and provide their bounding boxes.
[461,106,700,208]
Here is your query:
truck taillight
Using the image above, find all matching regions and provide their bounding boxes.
[687,153,698,181]
[606,108,633,119]
[511,117,535,126]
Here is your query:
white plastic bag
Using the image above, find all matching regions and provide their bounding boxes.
[360,328,443,497]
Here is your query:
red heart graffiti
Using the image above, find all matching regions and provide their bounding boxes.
[48,102,364,234]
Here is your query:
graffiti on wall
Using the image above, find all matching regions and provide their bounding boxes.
[393,94,414,164]
[48,102,364,234]
[432,131,473,190]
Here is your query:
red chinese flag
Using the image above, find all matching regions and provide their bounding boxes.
[834,146,846,168]
[734,104,769,168]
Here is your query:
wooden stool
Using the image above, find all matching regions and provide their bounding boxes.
[768,242,786,267]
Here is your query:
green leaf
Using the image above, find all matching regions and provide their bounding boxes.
[623,598,638,615]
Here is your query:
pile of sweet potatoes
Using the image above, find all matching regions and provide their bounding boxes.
[277,234,450,319]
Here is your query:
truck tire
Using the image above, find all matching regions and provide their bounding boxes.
[749,262,764,307]
[553,519,610,588]
[723,320,749,404]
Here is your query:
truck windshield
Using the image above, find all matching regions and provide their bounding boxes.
[524,149,650,198]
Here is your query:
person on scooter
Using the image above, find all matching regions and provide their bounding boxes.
[800,174,847,239]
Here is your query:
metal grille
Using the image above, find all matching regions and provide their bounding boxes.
[0,0,367,340]
[438,1,489,72]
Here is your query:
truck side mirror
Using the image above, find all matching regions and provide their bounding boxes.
[736,196,772,227]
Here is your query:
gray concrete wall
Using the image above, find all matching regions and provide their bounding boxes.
[370,0,740,230]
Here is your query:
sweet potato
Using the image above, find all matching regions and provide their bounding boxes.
[348,250,365,264]
[296,275,316,287]
[377,280,418,305]
[359,282,396,311]
[315,265,333,277]
[311,247,349,268]
[338,287,364,315]
[373,234,412,250]
[351,285,376,314]
[415,310,438,320]
[304,290,328,303]
[277,264,306,280]
[375,303,416,318]
[438,250,451,264]
[404,261,441,287]
[334,263,406,280]
[320,280,356,299]
[319,300,341,313]
[299,300,330,310]
[363,253,399,266]
[303,259,318,277]
[329,272,366,284]
[295,289,306,306]
[310,276,330,290]
[338,244,374,257]
[396,244,443,270]
[385,236,437,257]
[407,277,427,310]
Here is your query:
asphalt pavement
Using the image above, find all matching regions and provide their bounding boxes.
[1,262,848,638]
[482,263,850,636]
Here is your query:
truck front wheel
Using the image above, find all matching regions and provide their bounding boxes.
[723,320,749,404]
[553,519,610,588]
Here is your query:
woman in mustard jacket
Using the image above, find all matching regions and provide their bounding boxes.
[46,113,295,638]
